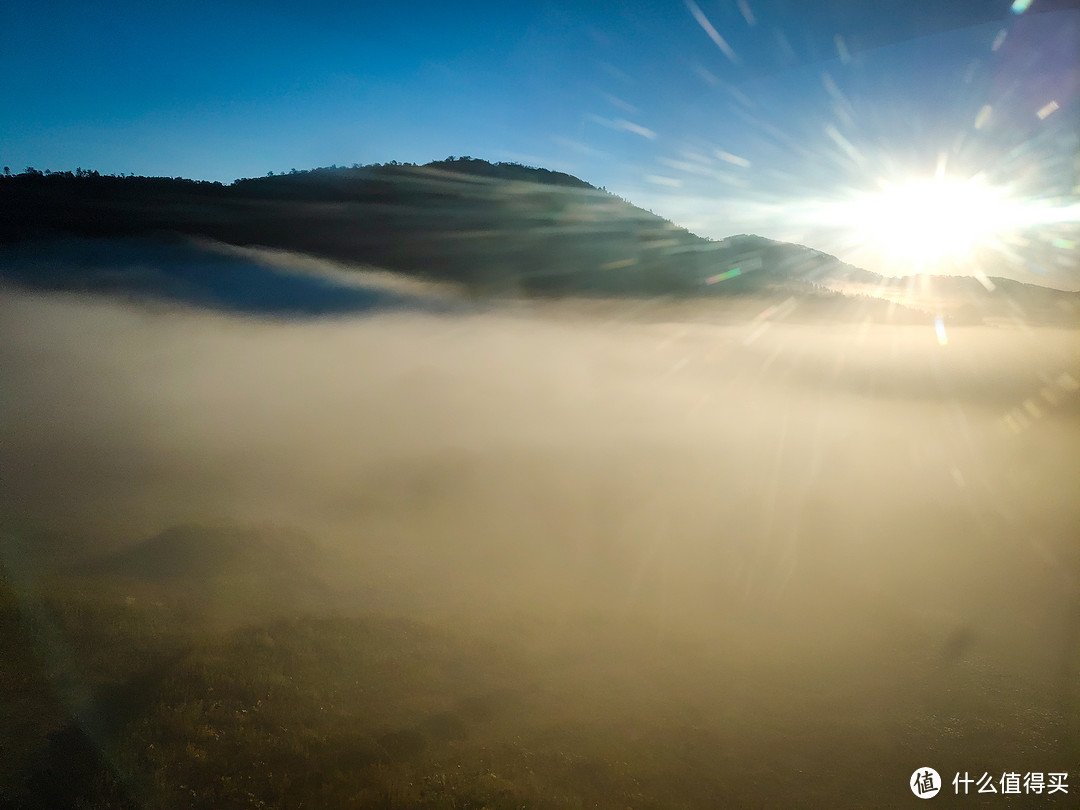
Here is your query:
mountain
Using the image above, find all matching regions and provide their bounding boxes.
[0,160,858,297]
[1,160,1076,322]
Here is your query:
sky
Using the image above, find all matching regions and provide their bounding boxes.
[2,0,1078,281]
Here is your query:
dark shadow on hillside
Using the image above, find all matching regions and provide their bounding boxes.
[20,724,136,810]
[74,523,343,623]
[0,238,456,318]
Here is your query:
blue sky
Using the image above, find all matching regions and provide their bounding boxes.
[2,0,1077,278]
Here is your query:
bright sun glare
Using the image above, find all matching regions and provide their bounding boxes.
[850,176,1009,267]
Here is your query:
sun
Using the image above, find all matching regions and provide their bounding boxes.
[801,169,1080,278]
[849,175,1009,268]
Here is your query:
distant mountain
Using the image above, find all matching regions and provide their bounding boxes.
[823,270,1080,325]
[1,160,1076,322]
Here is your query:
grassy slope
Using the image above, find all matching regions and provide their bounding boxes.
[2,532,1075,809]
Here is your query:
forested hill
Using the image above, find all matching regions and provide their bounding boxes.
[0,160,853,296]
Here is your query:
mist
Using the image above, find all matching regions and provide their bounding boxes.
[2,242,1078,807]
